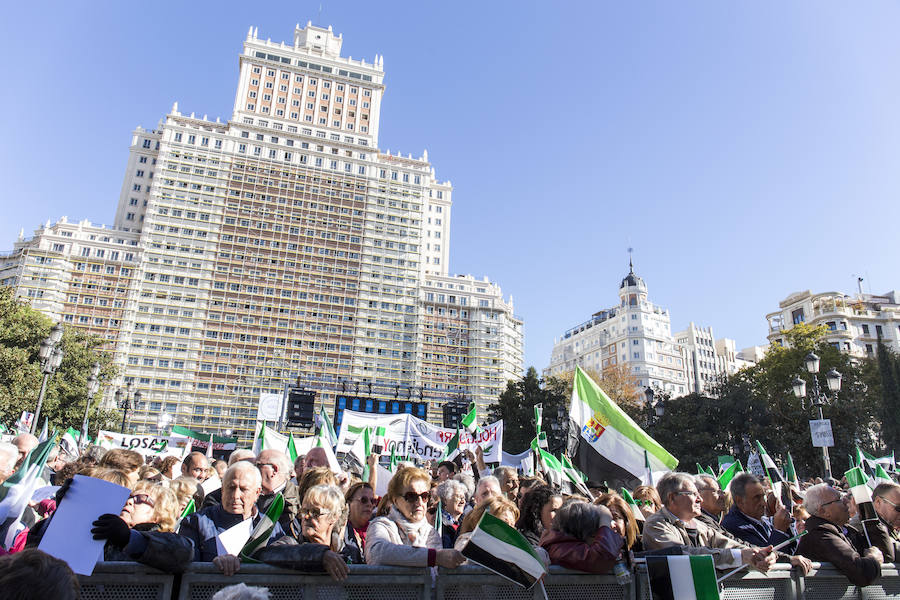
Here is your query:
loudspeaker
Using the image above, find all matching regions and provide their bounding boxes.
[286,389,316,426]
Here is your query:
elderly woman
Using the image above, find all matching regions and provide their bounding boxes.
[366,466,465,568]
[343,482,375,563]
[540,500,623,573]
[493,466,520,502]
[436,479,468,548]
[516,485,563,547]
[595,493,640,552]
[257,484,352,580]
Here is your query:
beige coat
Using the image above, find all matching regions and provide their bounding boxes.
[642,506,749,568]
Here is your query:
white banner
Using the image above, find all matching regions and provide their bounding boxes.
[335,410,503,463]
[96,430,191,457]
[257,392,283,422]
[809,419,835,448]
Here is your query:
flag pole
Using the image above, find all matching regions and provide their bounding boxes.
[715,531,806,584]
[538,579,550,600]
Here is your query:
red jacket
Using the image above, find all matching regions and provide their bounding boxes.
[540,527,623,573]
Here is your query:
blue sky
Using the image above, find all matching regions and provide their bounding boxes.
[3,2,899,372]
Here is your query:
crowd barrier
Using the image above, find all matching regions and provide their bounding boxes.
[78,561,900,600]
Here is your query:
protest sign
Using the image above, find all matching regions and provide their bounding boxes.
[96,430,190,457]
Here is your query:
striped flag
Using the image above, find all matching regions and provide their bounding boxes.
[534,404,543,437]
[444,428,461,460]
[460,511,547,589]
[846,466,878,522]
[646,555,720,600]
[785,453,799,488]
[530,431,548,451]
[568,367,677,487]
[240,493,284,562]
[461,403,479,435]
[561,454,592,497]
[717,460,743,491]
[434,499,443,539]
[0,435,56,547]
[287,432,298,463]
[754,441,784,484]
[371,425,386,454]
[621,487,645,522]
[538,448,564,489]
[317,408,338,449]
[874,464,892,487]
[60,427,80,458]
[252,422,266,455]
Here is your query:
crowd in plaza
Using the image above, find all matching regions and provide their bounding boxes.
[0,430,898,600]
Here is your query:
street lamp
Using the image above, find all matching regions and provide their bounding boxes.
[116,383,143,434]
[79,362,102,445]
[31,324,65,433]
[792,351,842,479]
[645,386,665,426]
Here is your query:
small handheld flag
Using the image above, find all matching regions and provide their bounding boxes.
[460,511,547,589]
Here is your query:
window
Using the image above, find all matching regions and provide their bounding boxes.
[791,308,805,325]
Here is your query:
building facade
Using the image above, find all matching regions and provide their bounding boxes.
[546,264,688,396]
[766,289,900,358]
[1,23,522,441]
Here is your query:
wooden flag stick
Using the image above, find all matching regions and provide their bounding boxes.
[716,531,807,584]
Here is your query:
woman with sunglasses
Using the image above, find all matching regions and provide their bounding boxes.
[342,482,376,563]
[366,466,465,568]
[632,485,663,519]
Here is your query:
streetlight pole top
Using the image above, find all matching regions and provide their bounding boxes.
[48,323,64,344]
[791,376,807,399]
[804,352,820,374]
[826,368,842,393]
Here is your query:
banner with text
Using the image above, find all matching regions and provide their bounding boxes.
[335,410,503,463]
[96,430,192,457]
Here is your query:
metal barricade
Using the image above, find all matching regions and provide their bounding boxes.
[177,563,431,600]
[79,561,175,600]
[436,565,633,600]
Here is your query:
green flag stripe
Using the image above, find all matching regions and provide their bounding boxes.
[846,466,868,489]
[689,555,719,600]
[477,511,541,560]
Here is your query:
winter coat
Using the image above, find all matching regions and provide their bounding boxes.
[539,527,622,574]
[365,507,441,566]
[797,515,881,587]
[177,504,284,562]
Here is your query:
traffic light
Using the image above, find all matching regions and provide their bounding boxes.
[286,388,316,427]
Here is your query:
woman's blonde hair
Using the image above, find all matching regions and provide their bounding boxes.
[89,468,133,490]
[632,485,662,510]
[132,481,180,532]
[376,466,431,517]
[166,477,197,510]
[297,467,337,505]
[459,496,519,535]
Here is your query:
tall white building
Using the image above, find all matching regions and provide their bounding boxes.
[546,263,688,395]
[766,289,900,358]
[674,323,757,395]
[0,23,523,441]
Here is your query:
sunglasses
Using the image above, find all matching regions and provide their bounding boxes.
[128,493,155,508]
[820,494,849,509]
[354,496,376,505]
[300,507,333,519]
[877,496,900,513]
[401,491,430,504]
[633,499,656,507]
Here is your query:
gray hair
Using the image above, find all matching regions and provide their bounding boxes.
[452,472,475,497]
[476,475,500,494]
[0,442,17,472]
[211,583,270,600]
[551,500,605,542]
[493,466,517,486]
[437,479,468,504]
[729,473,762,499]
[229,449,256,466]
[257,449,292,474]
[657,472,696,506]
[304,484,345,516]
[804,483,838,516]
[694,474,719,490]
[224,461,262,487]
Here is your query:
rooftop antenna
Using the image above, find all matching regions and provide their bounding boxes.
[627,247,634,273]
[317,3,323,25]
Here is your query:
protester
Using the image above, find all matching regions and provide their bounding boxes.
[343,482,375,563]
[474,475,501,504]
[138,466,163,483]
[595,493,639,551]
[793,504,810,534]
[632,485,662,518]
[178,462,284,570]
[154,455,181,479]
[169,477,200,514]
[11,433,38,470]
[642,472,776,571]
[293,454,306,481]
[366,466,465,568]
[436,460,456,482]
[99,449,144,486]
[850,482,900,562]
[256,449,301,537]
[516,485,563,547]
[695,474,728,529]
[255,484,352,580]
[436,479,468,548]
[493,466,519,502]
[297,467,338,506]
[213,460,228,479]
[454,495,521,552]
[517,477,543,507]
[304,447,329,470]
[0,441,17,484]
[797,483,883,586]
[0,549,80,600]
[452,472,475,506]
[722,473,797,552]
[182,452,211,482]
[540,501,622,573]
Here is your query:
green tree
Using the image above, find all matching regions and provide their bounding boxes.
[875,340,900,453]
[487,367,567,454]
[0,287,118,436]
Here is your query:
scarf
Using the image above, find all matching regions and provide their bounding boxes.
[388,506,434,547]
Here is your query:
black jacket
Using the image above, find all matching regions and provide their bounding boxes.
[797,515,881,587]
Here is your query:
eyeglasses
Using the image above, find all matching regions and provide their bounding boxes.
[300,506,333,519]
[820,494,849,509]
[128,494,155,508]
[675,491,700,499]
[876,496,900,513]
[401,491,431,504]
[697,488,726,496]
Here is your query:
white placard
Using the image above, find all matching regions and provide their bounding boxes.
[257,392,283,422]
[809,419,835,447]
[95,430,191,457]
[37,475,131,575]
[215,517,253,556]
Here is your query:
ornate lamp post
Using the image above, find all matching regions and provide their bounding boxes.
[644,386,665,427]
[31,324,65,433]
[79,361,102,445]
[792,351,842,480]
[116,383,142,434]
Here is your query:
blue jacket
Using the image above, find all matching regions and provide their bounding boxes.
[178,504,285,562]
[721,506,796,553]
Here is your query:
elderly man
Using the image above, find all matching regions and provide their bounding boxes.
[256,449,301,537]
[12,433,38,470]
[846,481,900,564]
[0,442,18,484]
[178,462,285,573]
[797,483,882,586]
[201,448,257,510]
[722,473,797,553]
[474,475,502,505]
[642,472,776,571]
[304,447,329,470]
[182,452,210,482]
[695,474,728,530]
[493,466,519,502]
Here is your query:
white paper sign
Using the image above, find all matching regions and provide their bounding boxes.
[257,392,283,422]
[336,410,504,463]
[215,517,253,556]
[38,475,131,575]
[201,474,222,496]
[96,430,191,457]
[809,419,835,447]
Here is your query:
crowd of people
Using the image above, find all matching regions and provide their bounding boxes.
[0,431,898,599]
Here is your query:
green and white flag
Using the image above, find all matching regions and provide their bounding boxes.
[60,427,81,458]
[444,428,461,461]
[530,431,548,451]
[240,493,284,562]
[647,555,720,600]
[287,432,298,463]
[874,464,893,487]
[317,408,338,449]
[461,402,479,435]
[561,454,592,498]
[252,422,266,455]
[846,466,878,522]
[717,460,743,491]
[754,441,784,484]
[460,511,547,589]
[534,404,543,437]
[785,453,799,488]
[37,419,48,443]
[434,499,443,539]
[621,487,645,522]
[371,425,387,453]
[0,435,56,547]
[538,448,563,489]
[569,367,677,486]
